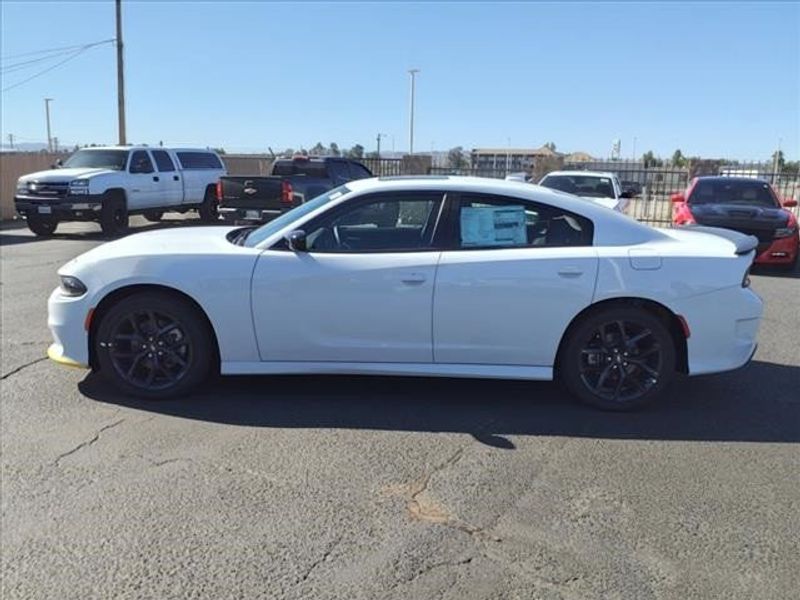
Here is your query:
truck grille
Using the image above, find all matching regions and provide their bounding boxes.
[27,181,70,198]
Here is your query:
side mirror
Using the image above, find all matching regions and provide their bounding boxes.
[619,191,632,199]
[51,159,63,169]
[671,193,686,203]
[285,229,307,252]
[782,198,798,208]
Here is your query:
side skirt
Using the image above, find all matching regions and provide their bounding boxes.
[220,361,553,381]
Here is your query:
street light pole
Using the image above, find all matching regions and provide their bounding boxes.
[116,0,127,145]
[44,98,53,152]
[376,132,387,158]
[408,68,419,154]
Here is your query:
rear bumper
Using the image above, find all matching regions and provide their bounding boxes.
[219,206,283,224]
[753,235,799,265]
[15,195,104,221]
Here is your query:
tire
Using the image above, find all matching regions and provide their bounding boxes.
[198,187,219,223]
[27,215,58,237]
[144,210,164,222]
[558,306,676,411]
[94,291,213,399]
[100,193,129,236]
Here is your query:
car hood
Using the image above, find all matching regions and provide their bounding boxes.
[19,167,117,182]
[63,226,243,271]
[689,203,789,228]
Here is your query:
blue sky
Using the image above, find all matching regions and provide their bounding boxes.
[1,1,798,160]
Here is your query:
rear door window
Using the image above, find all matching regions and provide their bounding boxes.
[176,152,223,170]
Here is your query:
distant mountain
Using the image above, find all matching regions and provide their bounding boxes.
[0,142,51,152]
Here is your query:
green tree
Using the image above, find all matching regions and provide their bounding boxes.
[671,149,686,167]
[772,150,785,171]
[329,142,341,157]
[212,147,227,155]
[310,142,326,156]
[544,141,557,152]
[642,151,662,168]
[346,144,364,159]
[447,146,467,169]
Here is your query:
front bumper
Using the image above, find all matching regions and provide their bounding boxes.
[47,287,91,368]
[15,194,104,221]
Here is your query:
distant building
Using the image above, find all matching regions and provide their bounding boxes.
[564,151,595,163]
[471,145,560,172]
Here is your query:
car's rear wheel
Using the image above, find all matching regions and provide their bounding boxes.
[143,210,164,222]
[27,215,58,237]
[94,291,213,399]
[198,187,218,223]
[559,306,676,411]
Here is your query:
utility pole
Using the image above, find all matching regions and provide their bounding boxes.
[116,0,127,145]
[632,136,637,162]
[376,132,387,158]
[53,137,59,152]
[408,68,419,154]
[7,133,14,150]
[44,98,54,152]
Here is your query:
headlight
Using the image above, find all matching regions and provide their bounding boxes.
[774,226,798,239]
[69,180,90,195]
[16,181,28,193]
[59,275,87,297]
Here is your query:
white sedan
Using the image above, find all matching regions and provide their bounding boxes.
[539,170,632,212]
[48,177,763,410]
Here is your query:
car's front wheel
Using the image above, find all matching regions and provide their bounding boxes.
[559,306,676,411]
[94,291,213,399]
[27,215,58,237]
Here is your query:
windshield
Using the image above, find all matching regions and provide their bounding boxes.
[243,185,352,247]
[63,150,129,171]
[689,179,779,207]
[540,175,616,198]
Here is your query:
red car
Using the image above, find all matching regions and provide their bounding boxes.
[672,176,799,270]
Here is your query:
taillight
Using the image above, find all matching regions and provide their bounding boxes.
[215,180,223,202]
[742,266,751,288]
[281,180,293,207]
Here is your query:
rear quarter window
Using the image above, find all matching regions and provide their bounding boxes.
[272,161,329,178]
[176,152,223,170]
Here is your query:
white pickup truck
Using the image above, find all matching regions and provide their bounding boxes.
[14,146,226,236]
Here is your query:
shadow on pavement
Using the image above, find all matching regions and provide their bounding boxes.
[79,360,800,447]
[751,263,799,279]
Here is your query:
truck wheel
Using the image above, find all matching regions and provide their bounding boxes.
[27,215,59,237]
[198,187,219,223]
[100,193,129,237]
[144,210,164,222]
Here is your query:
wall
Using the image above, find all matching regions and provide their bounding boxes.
[0,152,273,220]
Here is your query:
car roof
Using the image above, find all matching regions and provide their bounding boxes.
[77,146,216,153]
[694,176,771,184]
[542,171,618,179]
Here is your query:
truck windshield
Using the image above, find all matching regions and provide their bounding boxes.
[63,150,129,171]
[243,185,352,248]
[540,175,616,198]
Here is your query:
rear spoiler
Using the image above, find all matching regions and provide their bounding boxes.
[681,225,759,255]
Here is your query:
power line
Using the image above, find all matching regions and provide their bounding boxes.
[1,40,114,93]
[1,51,86,74]
[0,39,114,62]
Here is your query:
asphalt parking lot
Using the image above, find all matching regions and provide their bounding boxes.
[1,216,798,600]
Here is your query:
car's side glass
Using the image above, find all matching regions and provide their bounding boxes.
[457,194,593,249]
[151,150,176,172]
[129,150,154,174]
[305,193,443,253]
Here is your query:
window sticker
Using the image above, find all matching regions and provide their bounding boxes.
[461,205,527,247]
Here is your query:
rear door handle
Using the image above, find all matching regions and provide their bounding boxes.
[153,176,160,182]
[173,175,179,181]
[401,272,427,285]
[558,266,583,277]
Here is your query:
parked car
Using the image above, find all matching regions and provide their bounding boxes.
[216,155,372,224]
[620,180,643,197]
[671,176,799,271]
[14,146,226,237]
[47,176,762,411]
[538,171,632,212]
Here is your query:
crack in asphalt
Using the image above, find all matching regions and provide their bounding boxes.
[1,357,48,380]
[54,418,127,465]
[299,536,341,584]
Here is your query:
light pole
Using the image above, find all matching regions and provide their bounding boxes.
[408,68,419,154]
[632,136,637,162]
[44,98,54,152]
[376,133,387,158]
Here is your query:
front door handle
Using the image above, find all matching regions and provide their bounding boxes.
[558,266,583,277]
[173,175,179,181]
[401,272,427,285]
[153,176,160,182]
